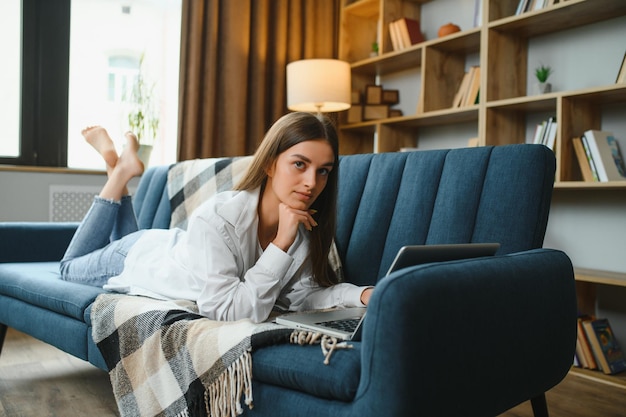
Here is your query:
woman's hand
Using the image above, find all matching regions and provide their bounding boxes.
[360,287,374,305]
[272,203,318,251]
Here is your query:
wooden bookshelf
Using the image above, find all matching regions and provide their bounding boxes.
[573,268,626,388]
[338,0,626,190]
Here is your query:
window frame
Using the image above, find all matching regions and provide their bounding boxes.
[0,0,70,167]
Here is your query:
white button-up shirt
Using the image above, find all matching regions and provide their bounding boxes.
[104,188,365,322]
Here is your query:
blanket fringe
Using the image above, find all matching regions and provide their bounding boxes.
[289,330,353,365]
[206,351,253,417]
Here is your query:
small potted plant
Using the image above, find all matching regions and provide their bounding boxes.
[534,64,553,94]
[126,56,159,166]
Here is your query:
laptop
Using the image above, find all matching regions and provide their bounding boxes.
[275,242,500,340]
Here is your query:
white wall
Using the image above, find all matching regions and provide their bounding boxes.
[0,171,138,222]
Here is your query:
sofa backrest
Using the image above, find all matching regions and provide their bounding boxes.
[133,144,555,287]
[335,145,555,286]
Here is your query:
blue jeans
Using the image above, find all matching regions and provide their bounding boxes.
[59,196,145,286]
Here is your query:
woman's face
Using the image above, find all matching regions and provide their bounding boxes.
[265,139,335,211]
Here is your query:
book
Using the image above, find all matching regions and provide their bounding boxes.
[583,130,626,181]
[462,66,480,107]
[607,135,626,178]
[572,137,596,182]
[577,316,598,370]
[575,329,588,368]
[581,135,600,181]
[452,71,472,108]
[395,18,424,48]
[543,117,557,150]
[530,0,546,11]
[389,21,402,51]
[531,122,546,145]
[515,0,530,15]
[533,117,556,149]
[582,318,626,375]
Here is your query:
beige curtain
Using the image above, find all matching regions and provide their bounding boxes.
[177,0,340,160]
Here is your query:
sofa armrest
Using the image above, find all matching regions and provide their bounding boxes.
[0,222,78,262]
[352,248,577,417]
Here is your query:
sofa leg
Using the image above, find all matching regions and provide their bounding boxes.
[530,393,549,417]
[0,323,7,356]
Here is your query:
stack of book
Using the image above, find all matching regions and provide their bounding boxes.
[575,315,626,375]
[389,18,424,52]
[531,117,557,151]
[571,130,626,182]
[451,66,480,108]
[515,0,560,15]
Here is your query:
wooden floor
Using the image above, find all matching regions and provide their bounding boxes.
[0,328,118,417]
[1,327,625,416]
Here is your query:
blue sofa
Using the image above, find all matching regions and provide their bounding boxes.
[0,144,576,416]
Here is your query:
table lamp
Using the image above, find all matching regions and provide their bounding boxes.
[286,59,351,115]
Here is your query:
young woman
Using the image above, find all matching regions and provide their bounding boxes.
[60,112,373,323]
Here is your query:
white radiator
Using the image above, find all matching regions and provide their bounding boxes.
[49,185,100,222]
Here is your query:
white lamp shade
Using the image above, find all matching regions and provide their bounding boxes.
[287,59,351,113]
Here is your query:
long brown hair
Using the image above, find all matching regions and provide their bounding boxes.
[235,112,339,287]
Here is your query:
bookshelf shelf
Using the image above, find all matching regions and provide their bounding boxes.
[485,95,557,112]
[575,269,626,288]
[352,46,423,77]
[488,0,626,38]
[569,367,626,390]
[341,107,478,130]
[555,181,626,190]
[424,27,481,52]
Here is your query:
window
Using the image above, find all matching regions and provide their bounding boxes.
[67,0,181,169]
[0,0,21,158]
[0,0,181,169]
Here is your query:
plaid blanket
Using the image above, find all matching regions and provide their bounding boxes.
[91,293,292,417]
[167,156,253,230]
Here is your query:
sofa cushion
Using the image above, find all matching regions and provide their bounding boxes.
[0,262,104,321]
[252,342,361,401]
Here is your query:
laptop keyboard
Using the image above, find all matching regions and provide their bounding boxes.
[316,318,361,332]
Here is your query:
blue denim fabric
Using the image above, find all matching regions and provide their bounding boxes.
[59,196,144,286]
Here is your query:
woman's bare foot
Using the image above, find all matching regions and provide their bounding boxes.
[118,131,144,177]
[82,126,118,171]
[98,131,144,201]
